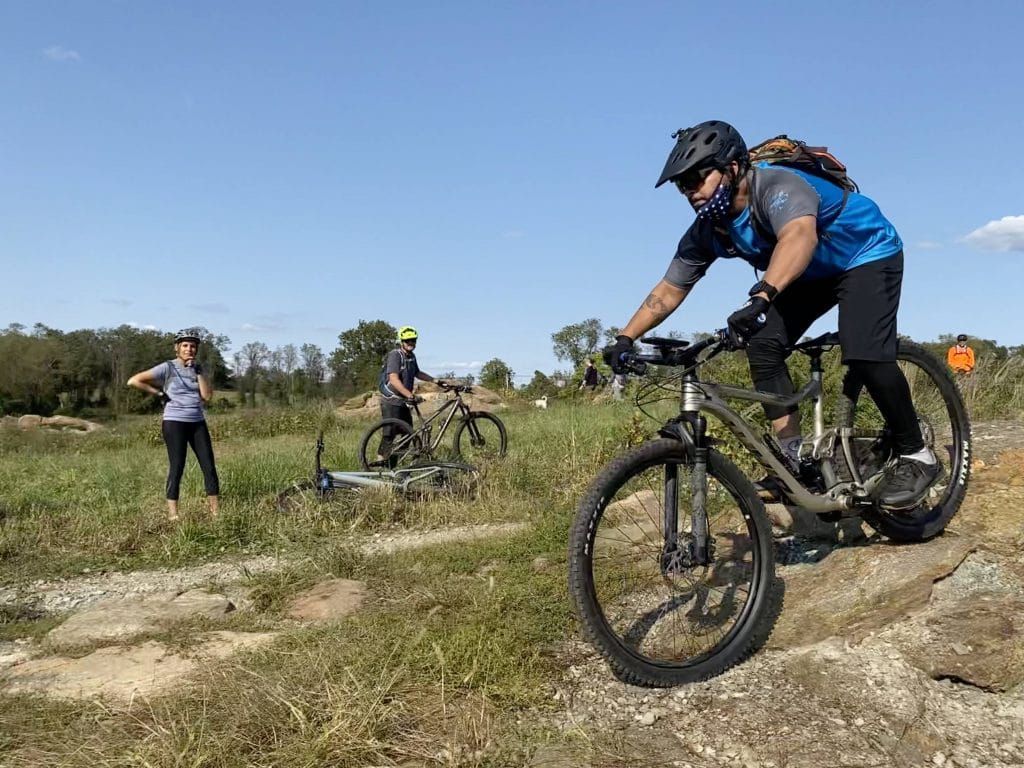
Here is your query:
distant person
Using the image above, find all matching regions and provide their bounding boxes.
[579,358,600,392]
[127,328,219,521]
[611,372,627,401]
[374,325,445,465]
[947,334,975,375]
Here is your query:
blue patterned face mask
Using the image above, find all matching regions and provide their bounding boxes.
[695,181,733,223]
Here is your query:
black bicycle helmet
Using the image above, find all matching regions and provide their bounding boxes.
[655,120,748,188]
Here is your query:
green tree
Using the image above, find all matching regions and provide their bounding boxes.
[521,370,558,399]
[479,358,514,392]
[299,343,327,397]
[235,341,270,406]
[329,320,396,395]
[552,318,603,370]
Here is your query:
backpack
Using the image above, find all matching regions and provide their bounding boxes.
[747,135,858,193]
[745,135,858,246]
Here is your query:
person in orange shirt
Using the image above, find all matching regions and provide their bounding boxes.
[947,334,975,374]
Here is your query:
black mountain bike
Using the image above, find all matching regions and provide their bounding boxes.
[568,330,970,687]
[357,383,507,470]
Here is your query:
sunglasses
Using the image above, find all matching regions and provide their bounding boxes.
[674,165,719,193]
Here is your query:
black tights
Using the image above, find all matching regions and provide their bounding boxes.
[746,346,924,456]
[162,420,220,500]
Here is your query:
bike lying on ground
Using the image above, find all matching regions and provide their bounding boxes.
[277,431,479,513]
[357,383,507,470]
[568,330,970,687]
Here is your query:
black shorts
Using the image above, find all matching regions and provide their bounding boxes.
[760,251,903,363]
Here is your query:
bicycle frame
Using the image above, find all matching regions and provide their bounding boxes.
[631,332,886,570]
[312,431,473,494]
[405,395,471,454]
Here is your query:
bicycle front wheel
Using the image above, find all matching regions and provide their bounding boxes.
[452,412,507,463]
[568,439,777,687]
[357,418,428,470]
[837,340,971,542]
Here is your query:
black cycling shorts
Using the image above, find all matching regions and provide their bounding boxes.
[758,251,903,363]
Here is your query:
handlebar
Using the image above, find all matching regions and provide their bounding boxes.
[621,328,732,375]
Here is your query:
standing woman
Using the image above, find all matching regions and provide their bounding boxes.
[127,328,220,521]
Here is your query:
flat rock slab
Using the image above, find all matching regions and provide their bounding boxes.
[1,631,277,702]
[882,593,1024,692]
[285,579,369,622]
[46,589,234,647]
[769,534,975,649]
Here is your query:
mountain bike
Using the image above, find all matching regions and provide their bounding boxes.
[567,330,970,687]
[277,431,479,513]
[357,383,507,470]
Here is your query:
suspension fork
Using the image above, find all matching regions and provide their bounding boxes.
[662,403,712,571]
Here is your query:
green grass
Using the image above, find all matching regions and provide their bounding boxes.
[2,357,1015,766]
[0,400,636,767]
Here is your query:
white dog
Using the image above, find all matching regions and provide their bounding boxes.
[533,395,548,410]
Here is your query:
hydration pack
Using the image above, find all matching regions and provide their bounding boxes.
[748,135,858,193]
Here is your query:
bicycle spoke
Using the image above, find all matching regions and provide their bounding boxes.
[589,458,756,665]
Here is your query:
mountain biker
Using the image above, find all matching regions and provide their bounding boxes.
[375,326,446,463]
[127,327,219,521]
[604,120,939,510]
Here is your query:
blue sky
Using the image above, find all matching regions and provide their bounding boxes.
[3,1,1022,382]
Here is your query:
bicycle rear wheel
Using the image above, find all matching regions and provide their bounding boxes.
[568,439,777,686]
[396,462,480,498]
[357,418,428,470]
[452,412,507,463]
[837,340,971,541]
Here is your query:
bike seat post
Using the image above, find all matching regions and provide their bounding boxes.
[807,351,826,442]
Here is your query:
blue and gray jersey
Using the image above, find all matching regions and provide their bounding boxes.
[664,165,903,288]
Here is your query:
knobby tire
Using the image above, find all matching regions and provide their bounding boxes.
[452,411,508,463]
[357,418,425,471]
[841,340,971,542]
[568,438,778,687]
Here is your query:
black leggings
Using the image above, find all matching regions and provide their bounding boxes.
[162,420,220,500]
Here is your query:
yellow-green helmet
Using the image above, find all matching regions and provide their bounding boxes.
[398,325,418,341]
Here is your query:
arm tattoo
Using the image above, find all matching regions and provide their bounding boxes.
[642,293,670,321]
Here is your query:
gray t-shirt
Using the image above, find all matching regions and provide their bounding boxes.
[378,348,419,401]
[149,360,205,422]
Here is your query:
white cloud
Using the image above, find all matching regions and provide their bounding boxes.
[42,45,80,62]
[437,360,484,371]
[126,321,158,331]
[963,215,1024,252]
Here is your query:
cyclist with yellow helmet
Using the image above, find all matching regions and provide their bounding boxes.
[375,326,446,463]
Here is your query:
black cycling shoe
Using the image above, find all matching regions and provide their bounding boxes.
[873,456,941,509]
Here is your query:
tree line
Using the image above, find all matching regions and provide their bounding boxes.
[9,316,1003,418]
